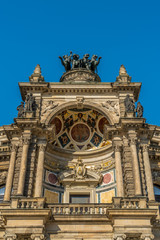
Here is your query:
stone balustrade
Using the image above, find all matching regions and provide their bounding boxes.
[48,203,112,215]
[113,197,147,209]
[9,197,149,212]
[11,198,45,209]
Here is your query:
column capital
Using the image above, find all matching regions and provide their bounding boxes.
[22,137,30,145]
[11,144,18,152]
[129,137,137,146]
[4,233,17,240]
[113,144,122,152]
[39,144,47,152]
[31,234,45,240]
[141,144,149,152]
[141,234,154,240]
[113,234,126,240]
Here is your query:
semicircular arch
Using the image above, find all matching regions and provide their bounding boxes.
[44,101,115,126]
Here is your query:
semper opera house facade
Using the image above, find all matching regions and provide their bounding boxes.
[0,53,160,240]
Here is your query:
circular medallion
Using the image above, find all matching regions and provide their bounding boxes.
[48,173,58,185]
[50,117,62,135]
[98,117,109,134]
[103,173,112,184]
[71,124,90,143]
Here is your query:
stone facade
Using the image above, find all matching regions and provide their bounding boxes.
[0,64,159,240]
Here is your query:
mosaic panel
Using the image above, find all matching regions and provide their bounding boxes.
[50,108,110,151]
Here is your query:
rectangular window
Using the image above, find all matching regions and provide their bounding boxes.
[70,194,90,203]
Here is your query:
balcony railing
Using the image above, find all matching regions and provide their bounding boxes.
[47,203,112,215]
[9,197,150,214]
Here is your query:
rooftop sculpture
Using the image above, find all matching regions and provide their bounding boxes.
[59,52,102,73]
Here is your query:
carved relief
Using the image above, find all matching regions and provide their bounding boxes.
[0,171,7,185]
[102,100,119,116]
[41,100,59,116]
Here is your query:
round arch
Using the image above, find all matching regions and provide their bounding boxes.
[44,101,115,126]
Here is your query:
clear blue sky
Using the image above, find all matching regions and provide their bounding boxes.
[0,0,160,126]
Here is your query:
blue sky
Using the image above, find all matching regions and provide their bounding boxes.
[0,0,160,126]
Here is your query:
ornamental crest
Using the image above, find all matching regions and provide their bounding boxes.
[75,158,86,179]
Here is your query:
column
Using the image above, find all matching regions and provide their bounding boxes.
[130,137,142,196]
[4,144,18,201]
[34,143,46,197]
[17,135,30,195]
[142,144,155,201]
[114,144,124,197]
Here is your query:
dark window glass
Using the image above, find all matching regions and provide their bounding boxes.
[70,194,90,203]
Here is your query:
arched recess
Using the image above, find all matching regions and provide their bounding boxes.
[44,101,115,126]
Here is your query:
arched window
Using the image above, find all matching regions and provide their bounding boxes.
[0,185,5,202]
[154,185,160,202]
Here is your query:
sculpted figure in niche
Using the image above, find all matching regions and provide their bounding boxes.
[25,93,35,112]
[90,55,102,72]
[136,102,143,117]
[17,102,24,118]
[59,51,72,71]
[124,94,135,112]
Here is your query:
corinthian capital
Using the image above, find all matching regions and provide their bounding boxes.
[11,144,18,152]
[4,233,17,240]
[113,145,121,152]
[141,144,149,153]
[113,234,126,240]
[22,137,30,145]
[129,137,137,146]
[141,234,154,240]
[39,144,46,152]
[31,234,45,240]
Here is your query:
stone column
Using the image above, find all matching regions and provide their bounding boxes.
[17,135,30,196]
[114,144,124,197]
[142,144,155,201]
[113,234,126,240]
[4,144,18,201]
[130,137,142,196]
[34,143,46,197]
[31,234,44,240]
[141,234,154,240]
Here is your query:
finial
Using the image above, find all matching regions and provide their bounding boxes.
[34,64,41,74]
[116,64,131,83]
[29,64,45,83]
[119,64,127,75]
